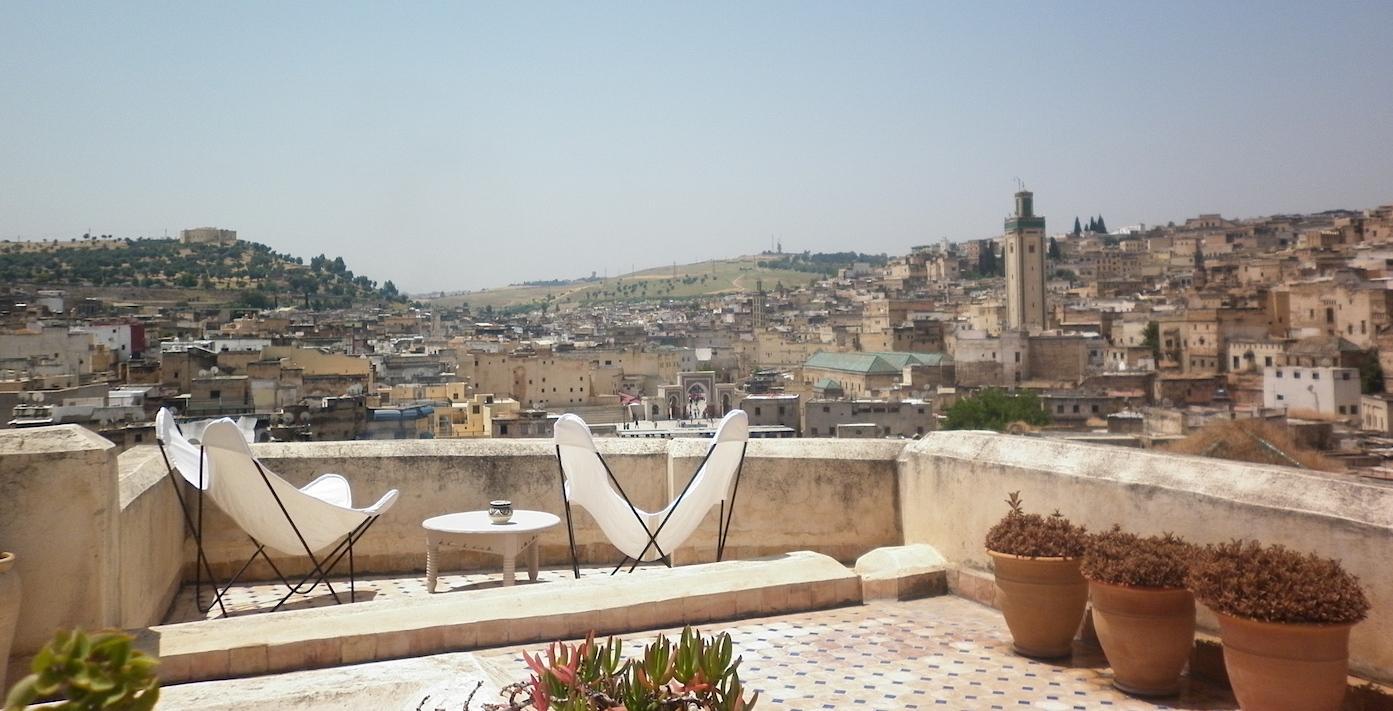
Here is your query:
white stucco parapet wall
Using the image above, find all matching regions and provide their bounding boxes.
[897,430,1393,682]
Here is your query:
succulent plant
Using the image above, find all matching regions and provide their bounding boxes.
[4,629,159,711]
[984,492,1087,558]
[483,627,758,711]
[1187,540,1370,625]
[1081,527,1193,588]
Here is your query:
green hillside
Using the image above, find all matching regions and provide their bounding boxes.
[0,237,403,309]
[432,256,819,312]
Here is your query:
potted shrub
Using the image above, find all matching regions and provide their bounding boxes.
[1188,540,1369,711]
[984,492,1088,658]
[1081,528,1195,696]
[4,629,159,711]
[0,551,16,693]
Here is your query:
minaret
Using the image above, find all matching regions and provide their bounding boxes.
[1004,189,1047,331]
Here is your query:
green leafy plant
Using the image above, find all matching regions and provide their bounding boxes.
[4,630,159,711]
[943,389,1050,432]
[984,492,1086,558]
[1187,540,1370,625]
[1081,527,1193,588]
[483,628,758,711]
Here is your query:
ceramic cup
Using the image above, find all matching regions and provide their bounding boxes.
[488,500,513,524]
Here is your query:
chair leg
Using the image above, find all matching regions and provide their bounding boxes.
[611,556,629,576]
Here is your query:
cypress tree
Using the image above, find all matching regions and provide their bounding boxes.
[1072,216,1082,236]
[1096,215,1108,233]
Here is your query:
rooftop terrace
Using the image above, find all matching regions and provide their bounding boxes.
[2,426,1392,708]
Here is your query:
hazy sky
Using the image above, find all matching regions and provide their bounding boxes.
[3,2,1391,293]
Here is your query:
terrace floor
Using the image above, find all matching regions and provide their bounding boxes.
[164,563,662,623]
[161,590,1238,710]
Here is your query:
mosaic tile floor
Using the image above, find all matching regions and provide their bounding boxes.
[164,564,659,624]
[474,597,1237,711]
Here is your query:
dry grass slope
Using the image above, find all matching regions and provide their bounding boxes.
[1161,418,1342,472]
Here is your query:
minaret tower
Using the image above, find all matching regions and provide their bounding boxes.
[1004,189,1047,331]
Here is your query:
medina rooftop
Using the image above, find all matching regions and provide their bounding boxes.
[1,418,1392,710]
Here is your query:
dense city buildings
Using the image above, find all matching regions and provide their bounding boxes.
[5,194,1393,478]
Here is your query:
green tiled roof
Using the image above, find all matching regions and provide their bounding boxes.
[805,351,950,374]
[813,377,844,392]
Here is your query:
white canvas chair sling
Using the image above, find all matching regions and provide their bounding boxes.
[154,408,231,616]
[553,410,750,577]
[200,420,398,613]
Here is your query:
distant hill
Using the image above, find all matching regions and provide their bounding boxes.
[428,252,878,313]
[0,237,403,309]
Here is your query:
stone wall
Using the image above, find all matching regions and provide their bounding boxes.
[116,437,905,586]
[0,427,121,658]
[897,431,1393,682]
[116,446,185,629]
[669,438,905,564]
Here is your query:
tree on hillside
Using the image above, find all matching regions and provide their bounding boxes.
[1142,321,1161,361]
[1096,215,1108,233]
[382,280,399,298]
[1360,352,1384,394]
[1073,217,1082,236]
[943,389,1050,431]
[1087,216,1097,232]
[1048,237,1061,260]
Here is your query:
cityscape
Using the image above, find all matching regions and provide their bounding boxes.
[2,3,1392,710]
[7,192,1393,475]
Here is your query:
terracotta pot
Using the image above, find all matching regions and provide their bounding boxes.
[1088,581,1195,696]
[1216,611,1352,711]
[0,552,19,693]
[988,551,1087,658]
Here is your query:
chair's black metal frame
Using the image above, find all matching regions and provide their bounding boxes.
[556,440,747,578]
[209,457,381,614]
[159,431,381,616]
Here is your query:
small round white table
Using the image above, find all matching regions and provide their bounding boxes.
[422,510,560,593]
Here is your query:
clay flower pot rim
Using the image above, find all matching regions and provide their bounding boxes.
[1085,579,1186,592]
[987,549,1079,562]
[1211,608,1361,630]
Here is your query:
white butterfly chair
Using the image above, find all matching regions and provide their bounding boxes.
[554,409,750,577]
[200,420,399,613]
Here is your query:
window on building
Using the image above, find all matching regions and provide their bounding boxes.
[810,427,818,435]
[1338,405,1346,414]
[1265,356,1273,367]
[1293,371,1301,379]
[1277,394,1285,401]
[754,407,762,416]
[1352,405,1360,414]
[823,406,830,413]
[1342,372,1352,381]
[1312,372,1320,380]
[499,424,509,435]
[1072,404,1080,413]
[1091,405,1099,413]
[1056,405,1064,413]
[210,390,221,399]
